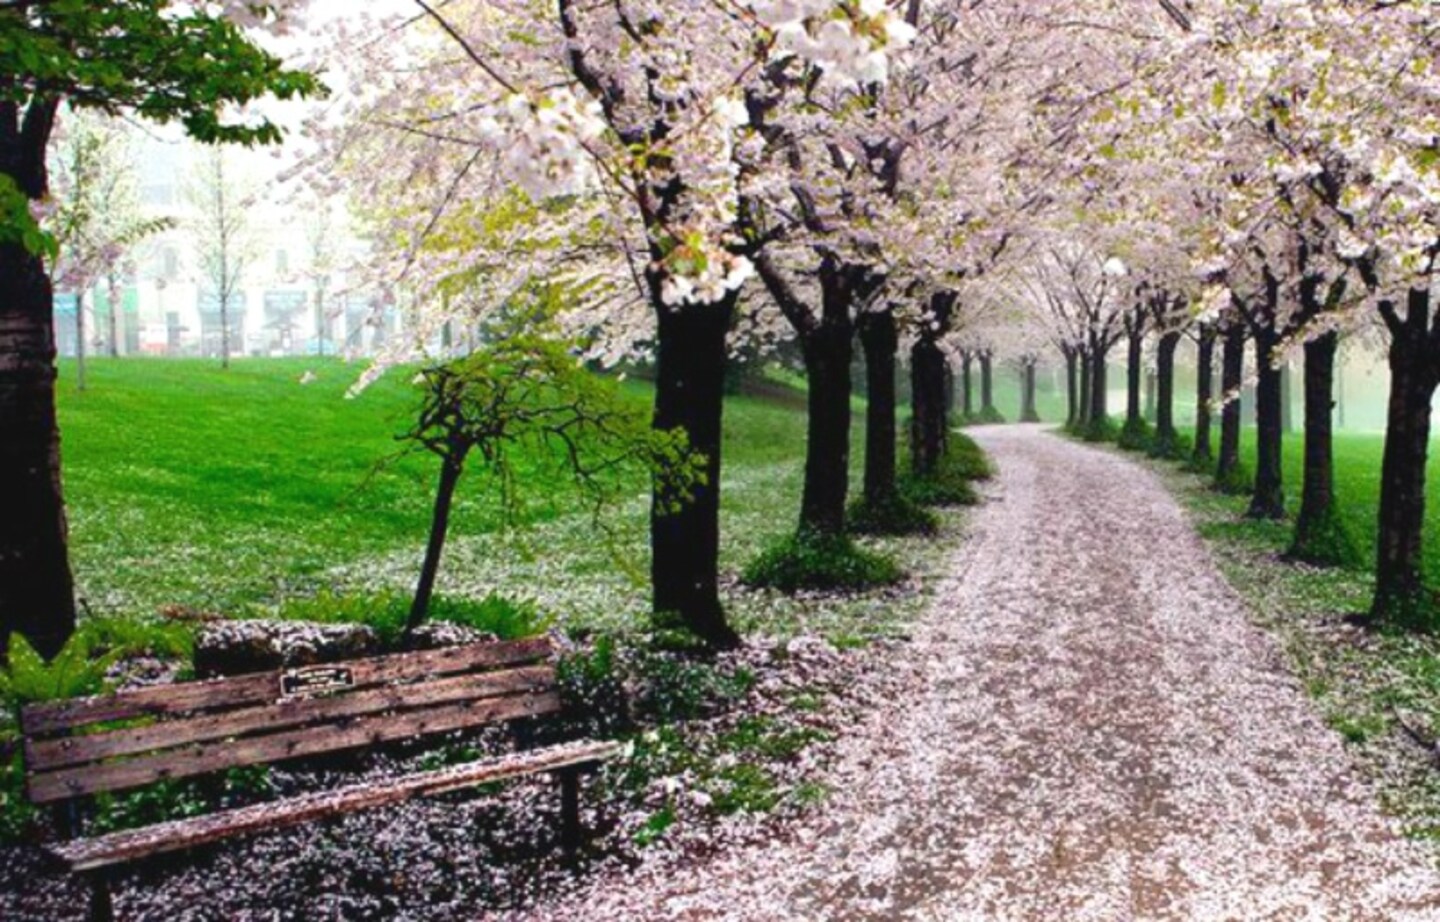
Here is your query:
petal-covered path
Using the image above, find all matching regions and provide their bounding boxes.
[523,425,1440,921]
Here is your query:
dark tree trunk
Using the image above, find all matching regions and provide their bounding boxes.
[797,266,857,536]
[960,351,974,418]
[1152,330,1180,453]
[1078,349,1092,428]
[1290,331,1353,566]
[408,451,466,632]
[0,100,74,659]
[979,352,996,416]
[910,292,955,475]
[1216,322,1246,489]
[1089,347,1108,427]
[1373,287,1439,623]
[1125,326,1144,428]
[859,309,899,507]
[1021,362,1040,422]
[1248,322,1286,520]
[1064,348,1078,428]
[651,296,739,649]
[0,237,77,659]
[1192,325,1215,464]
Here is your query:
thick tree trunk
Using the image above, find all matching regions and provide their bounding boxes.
[1064,349,1078,429]
[1152,330,1180,454]
[960,351,974,419]
[979,352,996,417]
[1290,331,1353,566]
[1088,347,1108,428]
[1192,326,1215,465]
[1125,327,1144,428]
[910,293,955,475]
[1077,349,1092,428]
[1215,322,1246,490]
[0,100,74,659]
[651,297,739,649]
[407,452,466,632]
[0,239,78,658]
[859,310,899,507]
[1021,362,1040,422]
[1248,323,1286,520]
[798,303,853,537]
[1373,288,1438,624]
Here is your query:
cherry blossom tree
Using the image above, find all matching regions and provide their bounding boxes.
[312,0,917,646]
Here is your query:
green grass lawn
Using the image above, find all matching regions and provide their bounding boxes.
[53,357,957,643]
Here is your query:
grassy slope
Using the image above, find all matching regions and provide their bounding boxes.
[55,358,955,643]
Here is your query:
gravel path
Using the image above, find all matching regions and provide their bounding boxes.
[519,425,1440,921]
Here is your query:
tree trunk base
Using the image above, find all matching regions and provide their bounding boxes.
[1287,504,1361,569]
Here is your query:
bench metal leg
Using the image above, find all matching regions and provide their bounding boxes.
[87,871,115,922]
[559,767,581,861]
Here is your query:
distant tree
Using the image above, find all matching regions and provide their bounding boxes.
[188,148,258,369]
[0,2,320,656]
[302,198,338,358]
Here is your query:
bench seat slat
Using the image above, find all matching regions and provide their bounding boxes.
[26,665,557,772]
[53,739,623,872]
[21,637,554,736]
[28,691,564,803]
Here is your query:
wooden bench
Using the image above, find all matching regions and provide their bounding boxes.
[19,635,621,920]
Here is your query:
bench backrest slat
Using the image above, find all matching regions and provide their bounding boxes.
[21,637,565,805]
[21,636,553,736]
[28,690,562,803]
[25,664,556,772]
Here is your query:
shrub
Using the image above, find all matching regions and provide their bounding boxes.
[1288,508,1363,570]
[948,433,995,480]
[0,633,120,707]
[556,634,629,737]
[898,437,991,508]
[426,593,552,640]
[82,616,195,662]
[274,589,550,646]
[847,492,938,536]
[274,588,411,644]
[1214,462,1254,496]
[1148,431,1192,462]
[1117,417,1152,451]
[975,406,1006,425]
[635,652,756,722]
[743,530,903,593]
[1082,417,1118,443]
[899,470,978,507]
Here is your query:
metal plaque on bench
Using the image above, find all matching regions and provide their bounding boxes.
[279,665,355,700]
